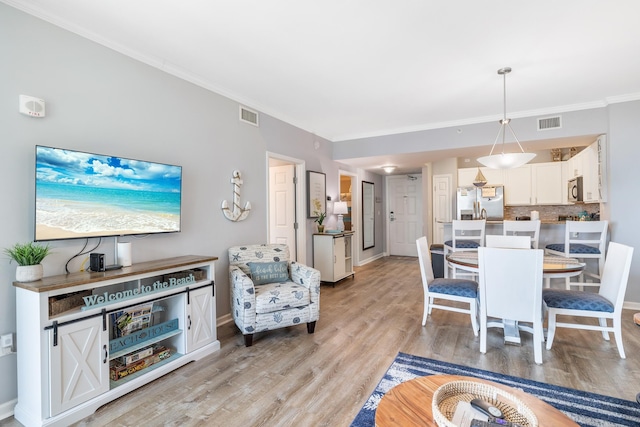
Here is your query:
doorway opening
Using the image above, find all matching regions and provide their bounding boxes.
[339,170,358,263]
[267,153,306,262]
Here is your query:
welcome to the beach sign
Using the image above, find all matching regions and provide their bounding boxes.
[82,273,197,309]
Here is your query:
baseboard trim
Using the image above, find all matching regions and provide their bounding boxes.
[357,252,385,266]
[217,313,233,326]
[623,301,640,311]
[0,399,17,421]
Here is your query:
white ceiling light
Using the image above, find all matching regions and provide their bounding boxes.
[382,165,396,174]
[477,67,536,169]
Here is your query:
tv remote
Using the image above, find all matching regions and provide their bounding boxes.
[470,398,503,419]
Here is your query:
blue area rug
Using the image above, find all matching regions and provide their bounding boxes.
[351,352,640,427]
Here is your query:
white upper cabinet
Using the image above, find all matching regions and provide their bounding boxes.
[531,162,563,205]
[458,135,606,207]
[504,165,532,205]
[560,135,607,203]
[502,162,563,206]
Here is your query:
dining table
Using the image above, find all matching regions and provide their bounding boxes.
[446,250,585,344]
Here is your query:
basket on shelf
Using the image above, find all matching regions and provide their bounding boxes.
[432,380,538,427]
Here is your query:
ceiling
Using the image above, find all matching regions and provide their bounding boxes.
[5,0,640,173]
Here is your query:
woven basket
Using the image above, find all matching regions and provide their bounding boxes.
[432,380,538,427]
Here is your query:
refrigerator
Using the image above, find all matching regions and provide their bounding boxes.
[456,185,504,220]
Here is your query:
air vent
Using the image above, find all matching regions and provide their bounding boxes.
[537,115,562,131]
[239,106,259,126]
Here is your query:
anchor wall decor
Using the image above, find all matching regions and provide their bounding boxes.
[221,170,252,221]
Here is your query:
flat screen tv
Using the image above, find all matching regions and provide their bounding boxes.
[35,145,182,241]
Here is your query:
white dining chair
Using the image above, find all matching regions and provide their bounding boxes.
[416,237,479,336]
[477,247,545,364]
[503,220,541,249]
[543,241,633,359]
[443,220,486,278]
[485,235,531,249]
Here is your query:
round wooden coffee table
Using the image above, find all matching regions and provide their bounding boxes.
[375,374,578,427]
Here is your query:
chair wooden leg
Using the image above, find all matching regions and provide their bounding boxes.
[546,311,557,350]
[598,318,610,340]
[244,334,254,347]
[307,321,316,334]
[470,299,479,337]
[614,318,626,359]
[422,296,428,326]
[479,315,487,354]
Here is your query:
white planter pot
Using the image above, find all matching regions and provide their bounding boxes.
[16,264,44,282]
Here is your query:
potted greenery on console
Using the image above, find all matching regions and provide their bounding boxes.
[4,242,51,282]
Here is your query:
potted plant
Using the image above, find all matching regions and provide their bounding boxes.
[4,242,51,282]
[312,198,326,233]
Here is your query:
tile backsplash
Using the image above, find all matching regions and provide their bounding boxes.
[505,203,600,221]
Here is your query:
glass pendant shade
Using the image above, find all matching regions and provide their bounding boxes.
[477,152,537,169]
[477,67,536,169]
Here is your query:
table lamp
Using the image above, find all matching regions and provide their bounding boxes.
[334,201,349,232]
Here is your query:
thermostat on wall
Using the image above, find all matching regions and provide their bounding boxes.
[19,94,46,117]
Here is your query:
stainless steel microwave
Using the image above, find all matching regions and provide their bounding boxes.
[568,176,583,203]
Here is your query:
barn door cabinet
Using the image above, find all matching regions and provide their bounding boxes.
[13,255,220,427]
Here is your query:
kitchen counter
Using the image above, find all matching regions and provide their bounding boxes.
[436,219,567,225]
[437,220,567,249]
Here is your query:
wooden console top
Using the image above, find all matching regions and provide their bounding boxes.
[13,255,218,293]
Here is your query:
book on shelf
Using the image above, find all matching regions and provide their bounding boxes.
[117,345,154,366]
[110,345,172,381]
[109,301,170,337]
[110,302,153,337]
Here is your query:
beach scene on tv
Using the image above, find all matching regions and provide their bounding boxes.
[35,146,182,241]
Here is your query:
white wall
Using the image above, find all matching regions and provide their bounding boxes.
[608,100,640,303]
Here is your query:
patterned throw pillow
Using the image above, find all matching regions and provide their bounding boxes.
[247,261,289,285]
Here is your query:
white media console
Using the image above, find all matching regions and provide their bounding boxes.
[13,255,220,427]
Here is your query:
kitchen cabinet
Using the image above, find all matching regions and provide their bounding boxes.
[504,165,532,205]
[561,135,607,203]
[582,136,607,202]
[13,255,220,427]
[504,162,562,205]
[313,232,354,283]
[458,167,504,187]
[49,317,109,416]
[532,162,563,204]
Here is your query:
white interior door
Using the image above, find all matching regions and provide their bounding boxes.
[433,174,452,244]
[388,174,423,256]
[269,164,296,249]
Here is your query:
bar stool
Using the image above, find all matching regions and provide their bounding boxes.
[503,219,541,249]
[443,219,485,278]
[544,220,608,290]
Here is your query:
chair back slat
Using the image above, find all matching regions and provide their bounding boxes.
[452,219,486,246]
[486,235,531,249]
[503,220,540,249]
[565,220,609,255]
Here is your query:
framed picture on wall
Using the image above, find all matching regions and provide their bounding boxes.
[307,170,326,218]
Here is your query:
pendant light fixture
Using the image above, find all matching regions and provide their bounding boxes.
[477,67,536,169]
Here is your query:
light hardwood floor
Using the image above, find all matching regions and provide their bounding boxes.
[3,256,639,426]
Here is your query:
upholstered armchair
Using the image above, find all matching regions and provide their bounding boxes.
[228,244,320,346]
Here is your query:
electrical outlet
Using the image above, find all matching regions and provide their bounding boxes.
[0,334,12,348]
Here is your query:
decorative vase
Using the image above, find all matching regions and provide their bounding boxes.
[317,225,324,233]
[16,264,44,282]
